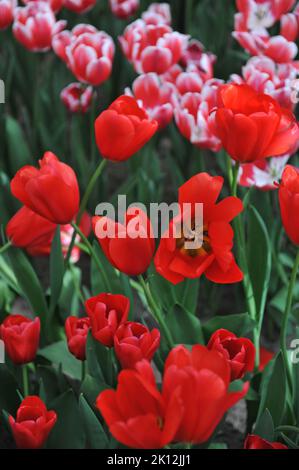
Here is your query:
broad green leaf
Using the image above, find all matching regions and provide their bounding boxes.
[80,374,108,410]
[38,341,81,380]
[86,332,115,385]
[166,305,204,344]
[202,313,255,341]
[47,390,85,449]
[5,116,32,173]
[254,408,275,441]
[79,394,109,449]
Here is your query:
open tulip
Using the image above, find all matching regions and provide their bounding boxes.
[85,293,129,347]
[278,164,299,245]
[114,322,160,369]
[9,396,57,449]
[65,316,90,361]
[93,206,155,276]
[207,329,255,380]
[10,152,80,224]
[0,315,40,365]
[154,172,243,284]
[214,84,299,163]
[94,95,158,162]
[244,434,288,449]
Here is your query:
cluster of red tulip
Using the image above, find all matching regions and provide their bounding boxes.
[1,0,299,453]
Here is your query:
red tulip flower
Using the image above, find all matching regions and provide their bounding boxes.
[207,329,255,381]
[10,152,80,224]
[0,315,40,365]
[96,360,184,449]
[64,0,96,13]
[0,0,15,30]
[163,345,249,444]
[94,95,158,162]
[114,322,160,369]
[85,293,129,347]
[60,83,93,114]
[278,165,299,245]
[154,172,243,284]
[65,316,90,361]
[13,2,66,52]
[9,396,57,449]
[109,0,139,19]
[214,84,299,163]
[244,434,288,449]
[93,207,155,276]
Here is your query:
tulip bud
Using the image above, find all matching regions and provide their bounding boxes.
[0,315,40,365]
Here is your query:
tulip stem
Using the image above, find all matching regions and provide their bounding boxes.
[71,222,110,292]
[81,361,86,382]
[227,156,259,367]
[138,275,174,348]
[280,249,299,395]
[65,159,107,265]
[0,241,12,255]
[22,364,29,397]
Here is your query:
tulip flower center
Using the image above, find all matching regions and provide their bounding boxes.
[176,222,211,258]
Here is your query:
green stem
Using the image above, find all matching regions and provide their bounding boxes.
[227,156,259,367]
[71,222,110,292]
[81,360,86,382]
[138,275,174,348]
[22,364,29,397]
[280,249,299,395]
[65,159,107,265]
[0,241,12,255]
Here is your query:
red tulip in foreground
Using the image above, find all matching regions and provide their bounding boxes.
[244,434,288,449]
[93,207,155,276]
[94,95,158,162]
[9,396,57,449]
[10,152,80,224]
[278,164,299,245]
[214,84,299,163]
[114,322,160,369]
[154,172,243,284]
[97,345,248,448]
[0,315,40,365]
[65,316,90,361]
[207,329,255,381]
[85,293,129,347]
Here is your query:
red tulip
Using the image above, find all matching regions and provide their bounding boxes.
[65,316,90,361]
[96,360,184,449]
[0,315,40,365]
[163,345,249,444]
[10,152,80,224]
[85,293,129,347]
[94,95,158,162]
[207,329,255,381]
[64,0,96,13]
[60,83,93,113]
[154,172,243,285]
[278,164,299,245]
[93,207,155,276]
[109,0,139,19]
[9,396,57,449]
[13,2,66,52]
[114,322,160,369]
[214,84,299,163]
[244,434,288,449]
[6,207,90,262]
[0,0,14,30]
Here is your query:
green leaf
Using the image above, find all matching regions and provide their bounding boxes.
[247,205,272,324]
[80,374,108,409]
[254,408,275,441]
[37,365,68,403]
[7,247,48,328]
[58,267,81,318]
[79,394,109,449]
[38,341,81,380]
[0,365,20,415]
[166,305,204,344]
[5,116,32,174]
[86,332,114,385]
[257,352,287,427]
[47,390,85,449]
[49,226,64,316]
[202,313,255,341]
